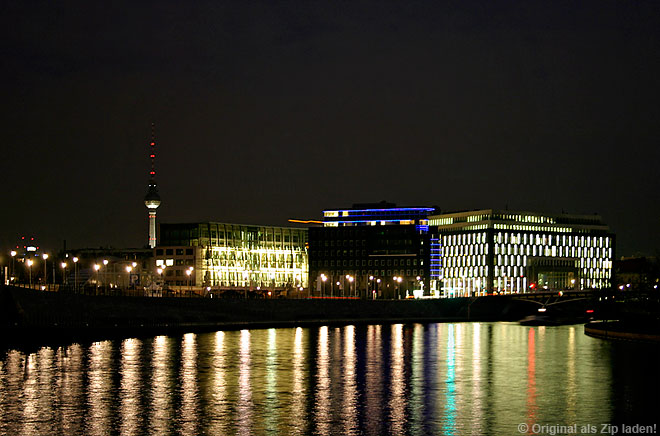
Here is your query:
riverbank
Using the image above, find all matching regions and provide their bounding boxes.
[1,285,588,348]
[584,321,660,343]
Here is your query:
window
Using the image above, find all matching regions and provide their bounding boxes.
[186,248,193,255]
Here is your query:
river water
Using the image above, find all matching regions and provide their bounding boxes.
[0,323,657,436]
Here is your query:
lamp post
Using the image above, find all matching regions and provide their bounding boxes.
[27,259,34,288]
[243,271,249,299]
[61,262,67,288]
[321,274,327,298]
[103,259,108,293]
[73,257,79,292]
[10,250,16,284]
[393,276,403,299]
[347,275,354,297]
[94,264,101,294]
[186,267,193,297]
[368,275,374,299]
[126,265,133,293]
[42,254,48,289]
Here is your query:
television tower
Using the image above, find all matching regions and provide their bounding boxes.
[144,123,161,249]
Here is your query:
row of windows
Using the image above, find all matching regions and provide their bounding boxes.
[315,270,424,278]
[440,232,612,248]
[493,244,611,259]
[156,248,194,256]
[442,244,488,257]
[442,264,613,281]
[311,258,420,268]
[494,233,611,248]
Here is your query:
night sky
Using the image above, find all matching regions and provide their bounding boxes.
[2,1,659,256]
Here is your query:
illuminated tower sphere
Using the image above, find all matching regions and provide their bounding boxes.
[144,124,161,249]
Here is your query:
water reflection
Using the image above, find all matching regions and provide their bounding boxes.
[86,341,114,436]
[150,335,173,435]
[238,329,252,436]
[0,323,656,436]
[342,325,357,435]
[314,325,331,436]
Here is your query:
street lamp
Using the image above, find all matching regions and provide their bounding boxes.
[42,254,49,288]
[321,274,327,298]
[27,259,34,288]
[186,267,193,296]
[347,275,354,297]
[10,250,16,284]
[73,257,79,292]
[103,259,108,293]
[94,264,101,293]
[126,265,133,291]
[61,262,67,287]
[393,276,403,299]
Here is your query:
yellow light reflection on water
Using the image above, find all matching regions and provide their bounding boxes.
[58,344,84,434]
[180,333,199,436]
[314,326,330,436]
[238,329,252,436]
[85,341,113,436]
[207,331,228,435]
[120,338,142,436]
[150,335,173,434]
[342,325,358,435]
[290,327,306,435]
[264,328,279,434]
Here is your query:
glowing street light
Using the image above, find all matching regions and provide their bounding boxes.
[321,274,327,298]
[126,265,133,290]
[73,257,79,291]
[393,276,403,299]
[42,253,49,288]
[186,267,193,296]
[27,259,34,288]
[10,250,17,283]
[61,262,67,286]
[94,264,101,292]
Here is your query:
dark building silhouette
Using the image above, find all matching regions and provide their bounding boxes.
[308,202,438,298]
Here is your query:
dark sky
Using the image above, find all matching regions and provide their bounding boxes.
[2,1,659,256]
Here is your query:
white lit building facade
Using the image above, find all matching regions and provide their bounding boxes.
[428,210,614,297]
[156,222,308,292]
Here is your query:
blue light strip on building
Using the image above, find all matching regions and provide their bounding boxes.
[324,207,435,213]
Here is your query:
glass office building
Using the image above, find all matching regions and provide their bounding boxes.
[428,210,614,297]
[156,222,308,291]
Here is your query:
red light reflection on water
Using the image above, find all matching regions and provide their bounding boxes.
[526,328,538,434]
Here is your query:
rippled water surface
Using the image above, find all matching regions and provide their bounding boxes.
[1,323,658,435]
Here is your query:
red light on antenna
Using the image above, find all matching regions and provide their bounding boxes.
[150,142,155,146]
[150,171,155,175]
[150,154,155,158]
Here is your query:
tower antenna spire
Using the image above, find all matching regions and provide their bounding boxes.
[144,122,161,249]
[149,122,156,183]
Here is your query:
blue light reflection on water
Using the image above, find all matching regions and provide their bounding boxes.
[0,323,658,436]
[443,323,456,436]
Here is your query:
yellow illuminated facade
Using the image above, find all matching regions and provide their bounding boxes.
[156,223,308,290]
[428,210,614,297]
